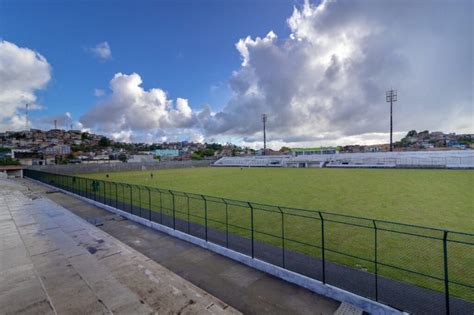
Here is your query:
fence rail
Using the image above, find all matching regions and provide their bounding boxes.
[24,169,474,314]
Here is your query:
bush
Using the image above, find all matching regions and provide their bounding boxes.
[190,153,203,160]
[0,157,20,166]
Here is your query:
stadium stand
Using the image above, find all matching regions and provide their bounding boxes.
[213,156,290,167]
[214,150,474,169]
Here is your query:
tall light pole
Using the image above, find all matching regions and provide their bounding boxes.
[386,89,397,152]
[262,114,267,155]
[25,103,29,131]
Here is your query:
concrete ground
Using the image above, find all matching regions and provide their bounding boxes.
[19,178,341,315]
[0,179,239,315]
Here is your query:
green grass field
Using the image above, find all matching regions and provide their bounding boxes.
[83,167,474,233]
[70,167,474,302]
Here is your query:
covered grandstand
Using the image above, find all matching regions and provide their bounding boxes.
[213,150,474,169]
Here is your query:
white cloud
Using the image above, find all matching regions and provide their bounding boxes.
[94,88,105,97]
[0,40,51,130]
[87,41,112,60]
[198,0,473,146]
[111,130,133,143]
[80,73,196,141]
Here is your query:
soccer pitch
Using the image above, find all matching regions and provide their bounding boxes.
[83,167,474,233]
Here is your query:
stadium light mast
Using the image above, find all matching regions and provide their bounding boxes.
[386,89,397,152]
[25,103,29,131]
[262,113,267,155]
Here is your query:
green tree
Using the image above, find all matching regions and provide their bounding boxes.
[207,143,222,151]
[190,153,203,160]
[99,136,111,147]
[81,132,91,140]
[118,153,128,162]
[201,148,215,157]
[406,130,418,137]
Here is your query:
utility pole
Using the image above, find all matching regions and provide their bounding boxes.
[262,114,267,155]
[25,103,29,131]
[386,89,397,152]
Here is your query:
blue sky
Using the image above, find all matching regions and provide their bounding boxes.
[0,0,471,146]
[0,0,296,125]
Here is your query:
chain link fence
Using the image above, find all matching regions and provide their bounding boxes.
[24,169,474,314]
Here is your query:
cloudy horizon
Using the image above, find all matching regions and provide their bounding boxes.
[0,0,472,148]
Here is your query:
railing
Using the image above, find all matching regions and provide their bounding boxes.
[24,169,474,314]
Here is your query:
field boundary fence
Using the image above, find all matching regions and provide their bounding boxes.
[24,169,474,314]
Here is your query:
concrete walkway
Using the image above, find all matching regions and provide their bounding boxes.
[0,179,239,314]
[20,179,341,315]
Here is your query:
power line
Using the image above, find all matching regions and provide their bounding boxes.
[386,89,397,152]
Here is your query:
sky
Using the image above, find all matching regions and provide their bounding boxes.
[0,0,472,148]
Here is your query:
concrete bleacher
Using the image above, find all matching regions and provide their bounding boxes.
[213,156,290,167]
[214,150,474,169]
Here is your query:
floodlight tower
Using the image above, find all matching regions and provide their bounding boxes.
[262,114,267,155]
[386,89,397,152]
[25,103,29,131]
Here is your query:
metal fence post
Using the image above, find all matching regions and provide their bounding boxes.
[119,183,123,211]
[278,207,285,269]
[318,212,326,283]
[138,186,142,217]
[159,190,163,223]
[186,193,190,233]
[443,231,450,315]
[373,220,379,301]
[170,191,176,229]
[121,183,125,209]
[203,195,208,241]
[115,182,118,209]
[103,180,106,205]
[147,187,151,222]
[224,199,229,248]
[129,184,133,213]
[248,202,254,258]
